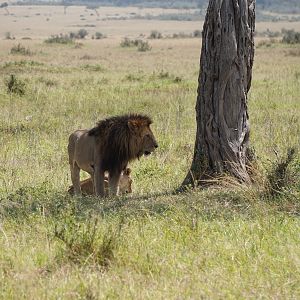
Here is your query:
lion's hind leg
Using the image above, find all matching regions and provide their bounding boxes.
[70,162,81,195]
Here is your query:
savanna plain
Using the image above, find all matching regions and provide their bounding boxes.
[0,6,300,299]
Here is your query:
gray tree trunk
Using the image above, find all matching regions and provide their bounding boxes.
[182,0,255,187]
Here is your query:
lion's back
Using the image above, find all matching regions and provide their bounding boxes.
[68,129,89,165]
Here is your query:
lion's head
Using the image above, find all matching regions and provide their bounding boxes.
[89,114,158,173]
[127,116,158,158]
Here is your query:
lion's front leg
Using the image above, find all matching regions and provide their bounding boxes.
[94,165,105,197]
[70,163,81,196]
[109,171,121,196]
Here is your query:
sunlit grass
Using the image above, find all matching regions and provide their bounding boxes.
[0,38,299,299]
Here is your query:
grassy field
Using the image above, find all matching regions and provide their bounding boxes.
[0,7,300,299]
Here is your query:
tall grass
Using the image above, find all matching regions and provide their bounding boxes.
[0,38,299,299]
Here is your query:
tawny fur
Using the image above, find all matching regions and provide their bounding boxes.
[68,168,132,196]
[68,114,157,197]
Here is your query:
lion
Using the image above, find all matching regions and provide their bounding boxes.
[68,167,133,196]
[68,114,158,197]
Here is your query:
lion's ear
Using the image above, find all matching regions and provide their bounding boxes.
[128,120,139,131]
[124,167,131,175]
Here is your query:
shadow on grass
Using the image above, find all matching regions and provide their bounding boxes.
[1,180,299,221]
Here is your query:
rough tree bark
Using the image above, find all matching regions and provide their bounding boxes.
[182,0,255,187]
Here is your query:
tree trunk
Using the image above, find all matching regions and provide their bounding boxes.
[182,0,255,187]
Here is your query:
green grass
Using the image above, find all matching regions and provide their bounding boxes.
[0,39,299,299]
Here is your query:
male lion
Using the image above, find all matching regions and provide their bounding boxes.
[68,114,158,197]
[68,167,133,196]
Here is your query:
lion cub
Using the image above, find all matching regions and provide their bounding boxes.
[68,167,132,196]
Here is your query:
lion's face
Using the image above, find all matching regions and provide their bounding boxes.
[140,125,158,156]
[127,117,158,158]
[119,168,133,194]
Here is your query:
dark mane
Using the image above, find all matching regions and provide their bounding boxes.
[88,114,152,172]
[88,114,152,137]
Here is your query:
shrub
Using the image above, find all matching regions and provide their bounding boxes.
[77,28,88,39]
[5,74,26,96]
[282,29,300,44]
[120,38,151,51]
[44,34,74,44]
[149,30,162,39]
[120,38,142,47]
[95,32,106,39]
[45,30,89,44]
[10,43,31,55]
[132,39,141,46]
[120,37,135,47]
[137,40,151,52]
[69,31,77,39]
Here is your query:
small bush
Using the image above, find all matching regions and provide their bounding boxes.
[45,29,89,44]
[282,29,300,44]
[69,31,77,39]
[120,38,143,47]
[120,38,151,51]
[5,74,26,96]
[77,28,88,39]
[120,37,135,47]
[149,30,162,39]
[45,34,74,44]
[10,43,31,55]
[138,40,151,52]
[95,32,106,39]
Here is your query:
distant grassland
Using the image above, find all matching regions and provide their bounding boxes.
[0,34,299,298]
[8,0,300,14]
[1,5,300,39]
